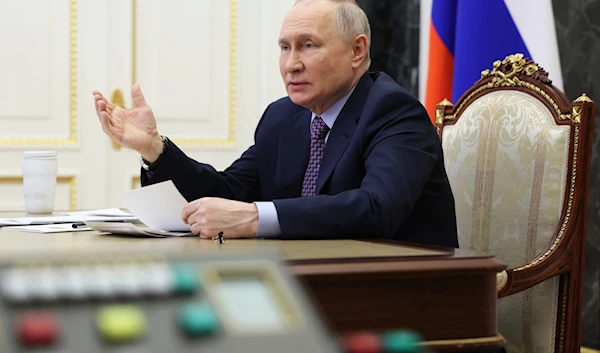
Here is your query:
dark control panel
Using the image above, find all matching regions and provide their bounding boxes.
[0,250,341,353]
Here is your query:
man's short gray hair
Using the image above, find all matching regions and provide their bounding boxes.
[295,0,371,69]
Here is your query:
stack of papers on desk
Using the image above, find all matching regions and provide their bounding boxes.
[85,181,193,237]
[0,208,137,227]
[3,223,92,233]
[0,181,193,237]
[84,222,192,237]
[63,208,135,218]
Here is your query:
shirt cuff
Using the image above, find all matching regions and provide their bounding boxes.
[254,202,282,238]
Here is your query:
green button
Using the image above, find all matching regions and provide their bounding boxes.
[381,330,422,353]
[178,303,219,336]
[173,266,199,294]
[96,305,146,343]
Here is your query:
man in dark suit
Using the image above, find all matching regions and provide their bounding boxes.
[92,0,458,247]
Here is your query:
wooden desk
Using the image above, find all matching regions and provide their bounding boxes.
[0,215,506,352]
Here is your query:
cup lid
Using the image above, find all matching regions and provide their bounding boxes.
[22,151,57,158]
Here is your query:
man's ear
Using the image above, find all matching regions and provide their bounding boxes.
[351,34,368,69]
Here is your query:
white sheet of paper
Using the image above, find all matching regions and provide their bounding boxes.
[63,208,135,218]
[118,180,191,232]
[2,223,92,233]
[0,215,139,227]
[85,222,193,237]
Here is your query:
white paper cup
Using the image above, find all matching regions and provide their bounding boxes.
[22,151,57,214]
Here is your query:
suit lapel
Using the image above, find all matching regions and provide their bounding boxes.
[315,74,374,194]
[274,109,311,198]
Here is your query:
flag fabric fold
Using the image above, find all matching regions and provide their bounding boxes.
[422,0,563,122]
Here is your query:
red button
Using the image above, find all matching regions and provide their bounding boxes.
[17,312,60,346]
[343,332,383,353]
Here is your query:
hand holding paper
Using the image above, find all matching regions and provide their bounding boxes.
[181,197,259,239]
[113,180,259,238]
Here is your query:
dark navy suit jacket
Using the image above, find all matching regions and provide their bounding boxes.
[142,72,458,248]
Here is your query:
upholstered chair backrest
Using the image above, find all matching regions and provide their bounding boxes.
[436,54,595,353]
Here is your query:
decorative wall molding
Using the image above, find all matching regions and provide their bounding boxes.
[130,175,140,190]
[132,0,237,147]
[0,0,78,146]
[0,176,77,210]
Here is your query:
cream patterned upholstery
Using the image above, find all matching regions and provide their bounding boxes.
[442,91,571,353]
[499,277,560,353]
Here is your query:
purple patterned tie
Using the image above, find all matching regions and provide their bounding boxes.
[301,116,330,196]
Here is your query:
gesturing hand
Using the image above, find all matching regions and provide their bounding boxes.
[92,84,164,161]
[181,198,259,239]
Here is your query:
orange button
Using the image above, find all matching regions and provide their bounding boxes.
[17,312,60,346]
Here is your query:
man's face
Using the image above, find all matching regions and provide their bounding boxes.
[278,1,356,114]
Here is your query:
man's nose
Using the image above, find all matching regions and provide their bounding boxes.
[285,50,303,73]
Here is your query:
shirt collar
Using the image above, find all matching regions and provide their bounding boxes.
[310,84,357,129]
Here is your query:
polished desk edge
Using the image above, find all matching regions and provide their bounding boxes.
[290,240,506,276]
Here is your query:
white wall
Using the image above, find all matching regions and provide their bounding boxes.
[0,0,295,210]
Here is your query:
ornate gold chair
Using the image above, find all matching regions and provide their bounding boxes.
[435,54,595,353]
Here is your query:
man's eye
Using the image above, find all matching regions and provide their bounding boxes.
[305,43,313,48]
[281,45,289,51]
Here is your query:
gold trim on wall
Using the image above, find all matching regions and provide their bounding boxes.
[0,0,78,146]
[131,0,237,147]
[131,176,140,190]
[0,176,77,210]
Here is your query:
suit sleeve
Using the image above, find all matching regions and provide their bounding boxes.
[273,97,439,239]
[141,142,260,202]
[140,106,273,202]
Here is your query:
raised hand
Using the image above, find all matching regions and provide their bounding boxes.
[92,84,164,161]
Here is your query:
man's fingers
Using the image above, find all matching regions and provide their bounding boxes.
[198,228,215,239]
[96,97,116,139]
[190,224,214,239]
[93,92,106,104]
[106,99,116,110]
[97,101,107,123]
[93,95,103,116]
[181,203,195,224]
[97,98,113,115]
[99,111,115,139]
[190,223,201,236]
[93,91,117,112]
[92,91,103,107]
[98,100,114,125]
[131,83,148,108]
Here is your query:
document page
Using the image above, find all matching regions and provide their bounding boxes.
[0,214,136,226]
[118,180,191,232]
[84,222,193,237]
[2,223,92,233]
[63,208,135,218]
